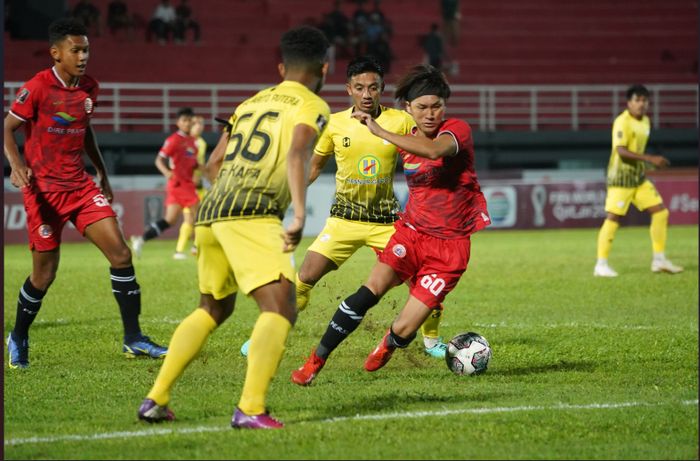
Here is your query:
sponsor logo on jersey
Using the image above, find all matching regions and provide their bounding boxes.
[402,161,422,175]
[84,97,94,114]
[358,155,380,178]
[392,244,406,258]
[38,224,53,238]
[52,112,77,126]
[16,88,30,104]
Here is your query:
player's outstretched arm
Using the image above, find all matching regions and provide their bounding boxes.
[84,124,113,201]
[283,123,319,252]
[308,153,331,185]
[353,111,456,159]
[3,114,32,188]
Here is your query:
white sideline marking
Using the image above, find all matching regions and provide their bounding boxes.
[5,399,697,447]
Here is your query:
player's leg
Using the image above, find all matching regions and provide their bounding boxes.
[296,217,363,311]
[131,203,181,257]
[139,225,236,422]
[291,261,402,386]
[368,222,447,358]
[220,218,296,428]
[636,181,683,274]
[174,205,196,259]
[8,249,60,369]
[365,232,470,371]
[232,278,294,429]
[365,294,430,372]
[595,187,632,277]
[83,215,167,358]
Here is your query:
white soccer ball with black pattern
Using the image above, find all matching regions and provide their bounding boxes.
[445,332,492,376]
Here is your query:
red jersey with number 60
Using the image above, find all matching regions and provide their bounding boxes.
[400,118,490,239]
[9,67,98,192]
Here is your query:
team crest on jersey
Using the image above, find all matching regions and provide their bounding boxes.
[616,130,623,139]
[358,155,380,178]
[38,224,53,239]
[316,114,328,131]
[342,137,351,147]
[392,244,406,258]
[16,88,30,104]
[84,97,94,114]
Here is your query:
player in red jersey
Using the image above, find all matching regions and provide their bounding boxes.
[130,107,202,260]
[292,64,490,383]
[3,18,167,369]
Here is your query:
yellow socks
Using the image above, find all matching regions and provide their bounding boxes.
[295,273,314,311]
[596,219,619,260]
[421,303,444,346]
[176,221,194,254]
[238,312,292,415]
[147,308,217,406]
[650,208,669,254]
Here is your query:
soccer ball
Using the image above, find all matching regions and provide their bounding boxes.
[445,332,492,376]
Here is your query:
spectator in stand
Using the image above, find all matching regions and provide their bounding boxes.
[366,30,393,74]
[441,0,460,47]
[107,0,134,40]
[422,23,445,70]
[174,0,201,44]
[319,0,351,59]
[72,0,101,37]
[368,0,392,38]
[147,0,176,45]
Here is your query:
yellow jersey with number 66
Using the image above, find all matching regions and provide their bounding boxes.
[315,106,414,223]
[197,81,330,225]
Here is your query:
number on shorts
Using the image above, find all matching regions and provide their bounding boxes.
[420,274,446,296]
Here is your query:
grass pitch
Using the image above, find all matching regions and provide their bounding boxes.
[4,225,698,459]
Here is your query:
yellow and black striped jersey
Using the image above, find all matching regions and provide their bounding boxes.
[315,106,414,223]
[193,135,207,190]
[606,109,651,188]
[197,81,330,224]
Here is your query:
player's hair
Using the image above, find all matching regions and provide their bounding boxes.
[626,84,649,100]
[394,64,451,103]
[176,107,195,118]
[279,26,330,71]
[48,18,88,45]
[346,56,384,80]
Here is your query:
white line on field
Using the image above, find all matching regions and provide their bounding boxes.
[5,399,697,447]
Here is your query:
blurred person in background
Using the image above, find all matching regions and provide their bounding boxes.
[594,84,683,277]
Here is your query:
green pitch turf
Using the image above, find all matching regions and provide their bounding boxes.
[4,225,698,459]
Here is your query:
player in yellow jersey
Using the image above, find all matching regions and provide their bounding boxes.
[137,25,331,429]
[182,114,208,257]
[594,84,683,277]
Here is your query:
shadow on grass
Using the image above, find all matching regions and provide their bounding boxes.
[493,360,596,376]
[291,389,508,424]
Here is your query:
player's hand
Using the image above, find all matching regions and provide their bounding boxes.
[99,175,114,203]
[282,216,304,252]
[649,155,670,169]
[352,111,383,136]
[10,164,32,189]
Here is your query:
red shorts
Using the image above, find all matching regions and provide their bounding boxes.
[165,179,199,208]
[378,220,471,306]
[22,181,117,251]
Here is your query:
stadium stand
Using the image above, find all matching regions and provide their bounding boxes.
[4,0,697,85]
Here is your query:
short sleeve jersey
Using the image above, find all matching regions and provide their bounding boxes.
[158,131,198,188]
[197,80,330,224]
[315,106,414,223]
[400,118,490,239]
[9,67,98,192]
[606,109,651,188]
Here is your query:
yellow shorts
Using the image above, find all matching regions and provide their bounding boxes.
[307,216,396,267]
[605,179,663,215]
[195,218,295,299]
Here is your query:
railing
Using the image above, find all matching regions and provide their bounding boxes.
[4,82,697,132]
